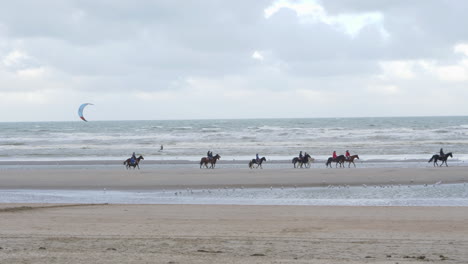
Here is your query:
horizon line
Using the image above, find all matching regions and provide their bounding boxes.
[1,115,467,123]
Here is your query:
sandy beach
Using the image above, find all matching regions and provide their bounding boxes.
[1,166,467,190]
[0,203,467,263]
[1,167,467,263]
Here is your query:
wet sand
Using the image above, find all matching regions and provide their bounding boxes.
[0,166,467,190]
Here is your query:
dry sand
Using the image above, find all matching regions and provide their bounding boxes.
[1,166,467,190]
[0,204,467,263]
[1,167,468,263]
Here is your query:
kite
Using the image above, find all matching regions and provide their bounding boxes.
[78,103,93,122]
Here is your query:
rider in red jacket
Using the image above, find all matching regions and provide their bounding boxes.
[332,151,337,159]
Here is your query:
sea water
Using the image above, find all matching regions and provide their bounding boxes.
[1,183,467,206]
[1,116,468,164]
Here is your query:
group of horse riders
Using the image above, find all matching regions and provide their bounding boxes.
[127,147,450,169]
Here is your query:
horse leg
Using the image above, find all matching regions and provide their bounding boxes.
[353,161,356,168]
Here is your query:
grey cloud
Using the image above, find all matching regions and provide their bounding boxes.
[1,0,468,94]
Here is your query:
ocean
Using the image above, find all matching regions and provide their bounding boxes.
[1,116,468,165]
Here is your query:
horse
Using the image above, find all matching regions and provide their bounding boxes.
[200,154,221,169]
[123,155,144,169]
[292,153,314,168]
[344,154,360,168]
[428,152,452,167]
[249,157,267,169]
[325,155,346,168]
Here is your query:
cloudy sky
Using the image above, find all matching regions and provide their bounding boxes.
[1,0,467,121]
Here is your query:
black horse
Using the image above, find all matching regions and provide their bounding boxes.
[249,157,267,169]
[325,155,346,168]
[292,153,314,168]
[123,155,144,169]
[428,152,453,167]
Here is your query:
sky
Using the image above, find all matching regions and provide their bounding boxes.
[0,0,467,121]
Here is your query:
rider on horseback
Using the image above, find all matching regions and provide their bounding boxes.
[345,150,350,160]
[207,150,213,160]
[440,148,445,158]
[299,151,303,162]
[332,151,337,159]
[130,152,137,165]
[256,153,260,163]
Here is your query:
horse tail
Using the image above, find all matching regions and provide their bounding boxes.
[428,156,434,163]
[248,161,253,169]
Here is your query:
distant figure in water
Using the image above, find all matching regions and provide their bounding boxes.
[160,145,163,151]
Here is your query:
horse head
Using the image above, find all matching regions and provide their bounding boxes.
[447,152,453,158]
[261,157,266,162]
[138,155,144,161]
[355,155,359,159]
[214,154,221,160]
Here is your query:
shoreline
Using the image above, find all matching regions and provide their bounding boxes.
[1,158,467,165]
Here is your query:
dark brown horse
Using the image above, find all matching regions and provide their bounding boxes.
[123,155,144,169]
[292,153,314,168]
[249,157,266,169]
[428,152,452,167]
[326,155,346,168]
[344,154,360,168]
[200,154,221,169]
